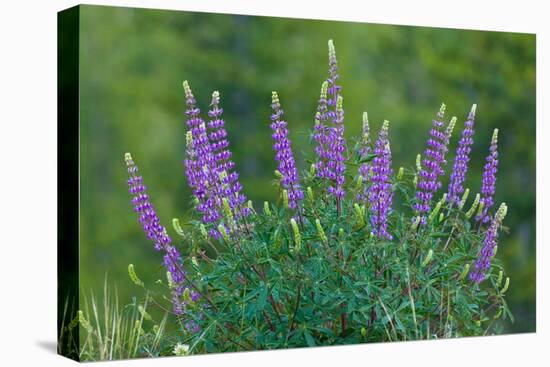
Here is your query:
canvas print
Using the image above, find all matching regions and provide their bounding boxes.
[57,4,536,362]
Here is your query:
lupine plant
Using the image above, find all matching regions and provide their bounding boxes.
[119,40,512,356]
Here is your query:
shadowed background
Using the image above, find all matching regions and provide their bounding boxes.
[78,5,535,333]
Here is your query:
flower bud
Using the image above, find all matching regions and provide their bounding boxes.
[500,277,510,295]
[397,166,404,180]
[496,270,503,288]
[465,193,480,219]
[354,203,365,226]
[459,263,470,280]
[458,188,470,209]
[315,218,327,243]
[263,201,272,216]
[310,163,316,176]
[421,249,433,267]
[290,218,301,250]
[282,189,289,209]
[306,186,314,203]
[416,154,422,172]
[172,218,184,236]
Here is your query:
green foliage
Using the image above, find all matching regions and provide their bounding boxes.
[156,159,512,353]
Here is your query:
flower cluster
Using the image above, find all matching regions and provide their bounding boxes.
[313,40,346,207]
[447,105,476,204]
[368,120,393,239]
[270,91,304,209]
[125,153,197,316]
[182,81,248,237]
[477,129,499,224]
[414,104,450,225]
[470,203,508,283]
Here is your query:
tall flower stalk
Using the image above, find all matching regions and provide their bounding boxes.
[182,81,221,227]
[125,153,197,316]
[470,203,507,283]
[313,40,346,211]
[358,111,372,201]
[368,120,393,239]
[207,91,249,220]
[414,104,449,225]
[477,128,499,224]
[447,104,476,204]
[270,91,304,209]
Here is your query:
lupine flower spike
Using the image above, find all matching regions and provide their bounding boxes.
[470,203,508,283]
[368,120,394,239]
[207,91,249,220]
[125,153,199,319]
[270,91,304,209]
[448,104,476,204]
[477,128,499,224]
[182,81,222,229]
[358,111,372,201]
[414,104,450,225]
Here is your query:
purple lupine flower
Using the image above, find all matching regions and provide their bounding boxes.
[477,129,499,224]
[358,111,372,201]
[313,40,346,209]
[270,91,304,209]
[207,91,249,219]
[182,81,222,226]
[414,104,449,225]
[326,95,346,203]
[447,104,476,204]
[470,203,507,283]
[125,152,194,316]
[313,81,330,179]
[368,120,393,240]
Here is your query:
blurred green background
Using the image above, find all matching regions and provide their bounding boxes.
[78,5,535,333]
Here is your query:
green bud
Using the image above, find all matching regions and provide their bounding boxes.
[397,166,404,180]
[172,218,184,236]
[282,189,289,209]
[185,131,193,148]
[336,95,344,113]
[470,103,477,117]
[445,116,457,138]
[475,200,485,219]
[356,174,363,188]
[421,249,433,267]
[78,310,94,334]
[428,200,442,223]
[290,218,301,251]
[410,216,421,230]
[315,218,327,243]
[459,263,470,280]
[496,203,508,222]
[128,264,144,287]
[439,213,444,222]
[310,163,316,176]
[338,228,345,239]
[492,128,499,145]
[500,277,510,295]
[458,188,470,209]
[306,186,314,203]
[413,174,418,188]
[465,193,480,219]
[247,200,254,211]
[218,224,230,243]
[191,256,199,267]
[361,327,367,337]
[354,203,365,226]
[439,103,446,116]
[263,201,271,216]
[362,112,370,144]
[475,320,481,327]
[274,169,283,179]
[496,270,503,288]
[416,154,422,172]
